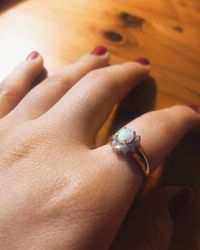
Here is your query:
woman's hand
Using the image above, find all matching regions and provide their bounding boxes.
[0,47,199,250]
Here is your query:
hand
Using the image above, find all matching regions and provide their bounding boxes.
[0,47,199,250]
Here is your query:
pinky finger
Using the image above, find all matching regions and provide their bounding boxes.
[91,105,199,248]
[98,105,200,178]
[127,105,200,169]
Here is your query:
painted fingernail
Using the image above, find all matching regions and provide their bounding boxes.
[134,58,150,65]
[26,51,40,61]
[168,188,194,225]
[91,46,108,56]
[187,104,200,114]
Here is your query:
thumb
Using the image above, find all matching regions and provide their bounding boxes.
[111,186,193,250]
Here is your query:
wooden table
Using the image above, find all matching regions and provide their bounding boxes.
[0,0,200,249]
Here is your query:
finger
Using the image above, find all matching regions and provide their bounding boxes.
[0,51,44,118]
[6,47,109,121]
[111,186,193,250]
[100,105,200,173]
[123,105,200,168]
[84,106,199,249]
[43,61,150,145]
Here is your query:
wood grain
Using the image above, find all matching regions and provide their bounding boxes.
[0,0,200,249]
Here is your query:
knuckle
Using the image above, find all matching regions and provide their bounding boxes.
[0,68,29,98]
[1,123,50,167]
[49,74,68,83]
[44,74,73,90]
[86,68,120,93]
[172,104,195,114]
[79,55,108,68]
[145,105,199,135]
[86,68,109,80]
[141,110,174,135]
[169,105,199,123]
[0,82,22,99]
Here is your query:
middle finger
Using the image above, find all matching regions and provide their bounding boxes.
[43,61,150,146]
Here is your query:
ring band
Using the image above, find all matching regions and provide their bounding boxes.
[110,127,150,177]
[131,147,150,176]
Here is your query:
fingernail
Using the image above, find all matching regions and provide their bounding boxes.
[26,51,40,61]
[134,58,150,65]
[91,46,108,56]
[168,188,194,225]
[187,104,200,114]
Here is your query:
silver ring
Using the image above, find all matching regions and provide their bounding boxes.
[110,127,150,177]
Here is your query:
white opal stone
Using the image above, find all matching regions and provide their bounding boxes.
[117,127,134,144]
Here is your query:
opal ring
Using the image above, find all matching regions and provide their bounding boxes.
[111,127,150,177]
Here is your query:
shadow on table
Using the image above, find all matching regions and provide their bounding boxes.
[160,130,200,188]
[0,0,26,14]
[160,129,200,250]
[109,76,157,136]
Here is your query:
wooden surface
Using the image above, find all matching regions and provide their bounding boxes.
[0,0,200,249]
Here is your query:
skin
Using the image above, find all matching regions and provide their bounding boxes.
[0,50,199,250]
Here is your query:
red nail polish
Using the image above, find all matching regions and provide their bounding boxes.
[91,46,108,56]
[134,58,150,65]
[187,104,200,113]
[26,51,40,61]
[168,188,194,225]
